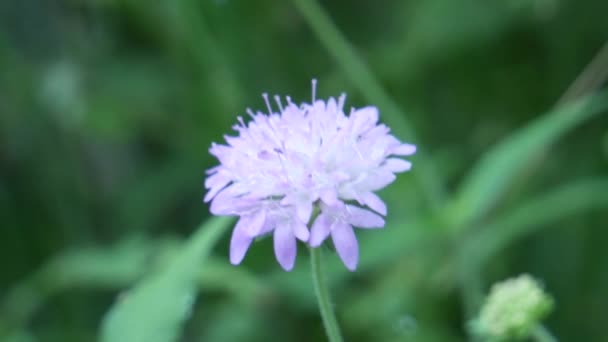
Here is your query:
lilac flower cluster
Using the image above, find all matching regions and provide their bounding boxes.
[204,81,415,271]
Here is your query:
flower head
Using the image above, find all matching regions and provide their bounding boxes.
[204,80,416,271]
[470,274,554,340]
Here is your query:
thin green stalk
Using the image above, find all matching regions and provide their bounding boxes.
[292,0,446,208]
[310,247,344,342]
[457,249,484,336]
[455,245,485,342]
[175,0,246,116]
[532,325,558,342]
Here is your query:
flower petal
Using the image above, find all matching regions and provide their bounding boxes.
[204,171,228,189]
[351,106,379,133]
[210,194,255,215]
[360,192,387,216]
[359,170,396,191]
[203,173,231,202]
[383,158,412,173]
[391,143,416,156]
[209,195,235,215]
[320,188,338,206]
[242,210,266,237]
[331,223,359,271]
[346,205,385,228]
[292,219,310,242]
[229,224,254,265]
[295,199,313,224]
[273,222,297,271]
[309,213,333,247]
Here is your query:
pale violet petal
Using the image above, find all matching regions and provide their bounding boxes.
[360,192,387,216]
[204,172,231,202]
[243,210,266,237]
[295,199,313,224]
[204,171,229,189]
[337,184,358,200]
[331,171,350,182]
[209,195,235,215]
[292,219,310,242]
[320,189,338,206]
[326,97,338,115]
[210,194,253,215]
[258,215,276,235]
[221,183,250,197]
[203,186,221,203]
[205,165,220,175]
[391,143,417,156]
[346,205,385,228]
[358,170,396,191]
[273,222,297,271]
[229,224,254,265]
[309,213,333,247]
[384,158,412,173]
[331,223,359,271]
[351,106,379,133]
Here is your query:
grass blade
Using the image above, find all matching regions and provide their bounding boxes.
[465,178,608,268]
[100,216,231,342]
[449,91,608,229]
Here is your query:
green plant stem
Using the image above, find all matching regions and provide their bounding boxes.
[310,247,343,342]
[532,325,558,342]
[457,257,484,320]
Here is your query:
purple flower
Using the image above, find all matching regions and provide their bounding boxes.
[204,80,415,271]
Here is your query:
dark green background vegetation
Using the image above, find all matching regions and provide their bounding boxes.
[1,0,607,341]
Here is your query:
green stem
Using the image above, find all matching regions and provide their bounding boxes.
[457,252,484,342]
[532,325,558,342]
[310,247,344,342]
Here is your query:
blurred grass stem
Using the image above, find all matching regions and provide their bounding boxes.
[310,247,343,342]
[557,41,608,105]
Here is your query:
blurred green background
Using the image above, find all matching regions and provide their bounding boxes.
[1,0,607,341]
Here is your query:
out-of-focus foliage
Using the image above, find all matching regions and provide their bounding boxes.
[1,0,607,341]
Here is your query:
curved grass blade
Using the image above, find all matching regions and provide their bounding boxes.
[449,91,608,230]
[100,216,231,342]
[464,178,608,268]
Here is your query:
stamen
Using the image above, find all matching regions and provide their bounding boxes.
[338,93,346,110]
[274,95,285,112]
[262,93,273,115]
[311,79,317,102]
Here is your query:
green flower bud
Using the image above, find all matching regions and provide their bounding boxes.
[470,274,554,340]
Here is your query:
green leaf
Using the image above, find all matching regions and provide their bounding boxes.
[1,237,157,329]
[100,216,231,342]
[449,91,608,230]
[198,258,269,304]
[464,178,608,268]
[0,330,36,342]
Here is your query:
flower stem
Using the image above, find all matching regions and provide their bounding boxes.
[310,247,344,342]
[532,325,558,342]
